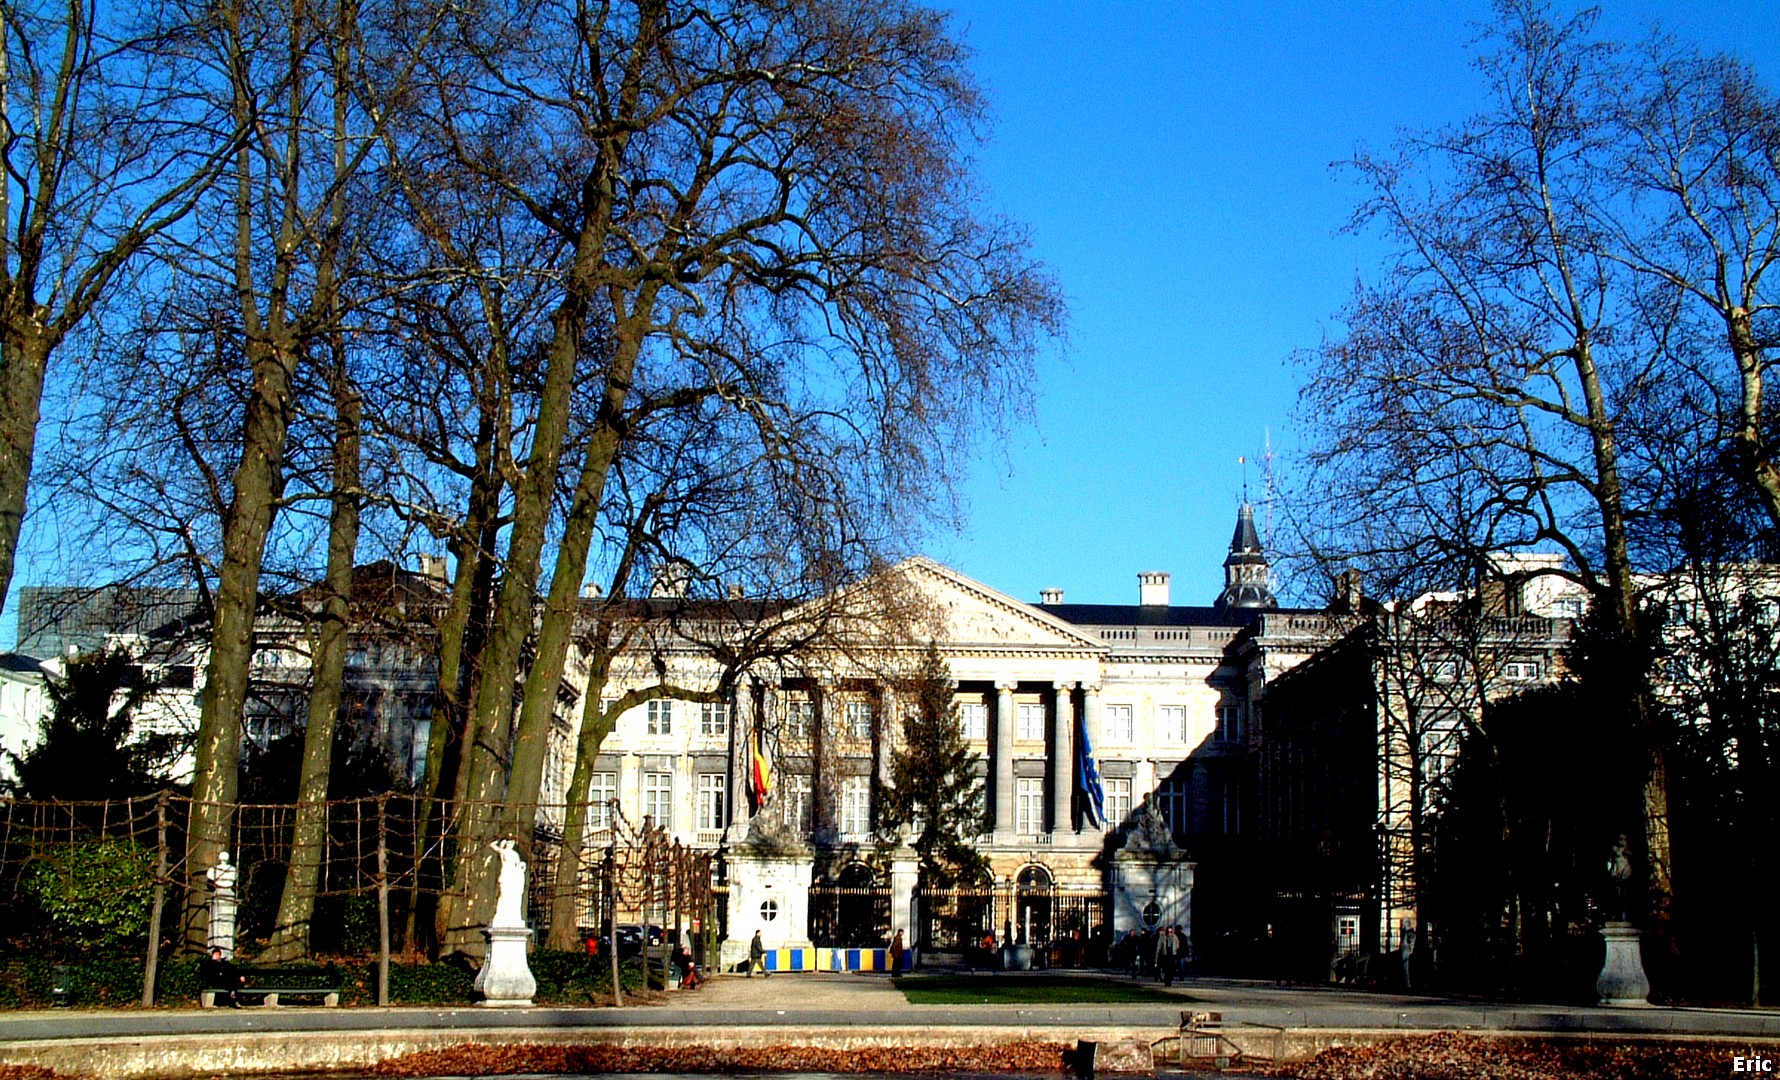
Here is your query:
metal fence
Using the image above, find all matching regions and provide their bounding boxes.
[0,792,716,1003]
[917,883,1111,967]
[808,885,891,947]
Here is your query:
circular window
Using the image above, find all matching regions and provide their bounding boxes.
[1142,901,1161,928]
[760,899,779,922]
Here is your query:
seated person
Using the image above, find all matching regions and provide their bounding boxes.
[673,942,699,988]
[200,946,247,1008]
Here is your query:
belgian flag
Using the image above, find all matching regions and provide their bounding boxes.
[750,732,772,807]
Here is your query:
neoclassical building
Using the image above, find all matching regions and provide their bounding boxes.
[15,503,1582,972]
[575,504,1579,970]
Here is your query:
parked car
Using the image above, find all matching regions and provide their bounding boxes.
[614,924,665,957]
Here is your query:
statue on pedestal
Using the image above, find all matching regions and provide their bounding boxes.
[1606,834,1633,923]
[477,839,536,1006]
[491,839,527,928]
[206,852,238,958]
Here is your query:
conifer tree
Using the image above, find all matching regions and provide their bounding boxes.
[878,644,990,887]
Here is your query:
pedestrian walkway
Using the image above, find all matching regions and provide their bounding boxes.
[0,970,1773,1078]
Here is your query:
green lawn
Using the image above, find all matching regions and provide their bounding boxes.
[891,973,1188,1005]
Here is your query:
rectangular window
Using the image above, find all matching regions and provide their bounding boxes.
[646,699,673,735]
[1219,775,1241,834]
[1156,779,1189,837]
[1503,661,1541,680]
[1016,777,1044,834]
[697,773,727,831]
[701,702,730,736]
[786,699,814,738]
[1217,705,1245,742]
[1158,705,1189,742]
[642,772,672,826]
[1103,704,1133,743]
[1427,660,1459,682]
[845,700,874,739]
[589,771,617,828]
[1017,702,1045,740]
[840,776,871,837]
[960,702,988,740]
[1105,776,1132,825]
[782,774,813,836]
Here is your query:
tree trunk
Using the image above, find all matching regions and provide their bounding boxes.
[184,0,313,949]
[1728,307,1780,533]
[546,668,617,951]
[262,369,359,962]
[0,330,50,621]
[501,305,654,840]
[183,336,299,948]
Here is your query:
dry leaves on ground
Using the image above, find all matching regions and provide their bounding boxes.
[369,1041,1070,1076]
[1265,1032,1780,1080]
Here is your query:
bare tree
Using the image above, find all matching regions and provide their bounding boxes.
[1297,0,1676,926]
[1608,43,1780,531]
[401,0,1061,952]
[179,0,438,951]
[0,2,237,617]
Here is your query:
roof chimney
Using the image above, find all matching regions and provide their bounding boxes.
[581,581,604,599]
[1138,571,1171,607]
[1040,588,1064,605]
[416,554,449,582]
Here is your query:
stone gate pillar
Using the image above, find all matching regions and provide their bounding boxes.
[1110,794,1196,951]
[719,811,814,971]
[889,843,920,953]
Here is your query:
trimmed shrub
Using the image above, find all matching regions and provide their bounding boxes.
[20,839,154,950]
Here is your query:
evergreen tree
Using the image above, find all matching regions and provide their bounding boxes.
[11,649,179,799]
[878,644,990,886]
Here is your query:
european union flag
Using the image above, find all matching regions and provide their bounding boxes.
[1077,709,1105,828]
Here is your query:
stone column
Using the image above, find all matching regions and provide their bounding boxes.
[728,680,755,840]
[994,682,1016,842]
[1082,684,1104,832]
[813,678,836,843]
[875,684,896,786]
[1051,681,1075,835]
[889,846,920,955]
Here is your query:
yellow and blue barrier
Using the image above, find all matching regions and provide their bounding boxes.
[757,946,911,972]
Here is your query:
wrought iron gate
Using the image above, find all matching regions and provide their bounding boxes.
[808,885,892,947]
[917,884,1111,967]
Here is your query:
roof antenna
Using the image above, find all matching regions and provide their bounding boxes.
[1260,428,1276,549]
[1240,454,1249,504]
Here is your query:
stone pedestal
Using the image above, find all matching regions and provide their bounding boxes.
[1596,922,1651,1007]
[889,846,920,948]
[1109,795,1195,948]
[476,926,536,1006]
[719,813,815,970]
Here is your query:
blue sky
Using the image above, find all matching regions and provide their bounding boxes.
[5,1,1776,648]
[928,0,1780,609]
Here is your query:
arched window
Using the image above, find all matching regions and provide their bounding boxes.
[837,862,877,888]
[1016,864,1053,891]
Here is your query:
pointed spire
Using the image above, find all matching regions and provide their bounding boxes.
[1216,502,1276,610]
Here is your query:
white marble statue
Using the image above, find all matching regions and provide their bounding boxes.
[206,851,238,957]
[490,839,527,928]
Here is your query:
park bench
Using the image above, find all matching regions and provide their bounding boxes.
[202,968,342,1007]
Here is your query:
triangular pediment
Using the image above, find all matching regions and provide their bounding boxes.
[892,557,1107,652]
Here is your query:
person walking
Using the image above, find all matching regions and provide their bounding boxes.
[1155,926,1179,986]
[888,929,906,974]
[748,929,770,977]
